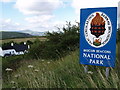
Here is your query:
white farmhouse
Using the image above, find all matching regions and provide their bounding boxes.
[0,42,30,57]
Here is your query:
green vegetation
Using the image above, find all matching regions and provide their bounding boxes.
[1,22,120,89]
[2,55,24,71]
[2,49,120,88]
[0,31,32,40]
[27,22,79,59]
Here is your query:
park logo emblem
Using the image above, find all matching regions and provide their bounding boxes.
[84,12,112,48]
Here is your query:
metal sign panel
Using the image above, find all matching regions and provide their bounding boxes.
[80,7,117,67]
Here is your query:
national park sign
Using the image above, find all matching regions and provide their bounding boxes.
[80,7,117,67]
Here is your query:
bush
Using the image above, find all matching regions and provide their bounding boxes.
[2,55,23,72]
[26,40,33,45]
[27,22,80,60]
[2,41,15,48]
[27,41,46,59]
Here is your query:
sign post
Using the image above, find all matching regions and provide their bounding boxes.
[80,7,117,78]
[84,65,88,73]
[105,67,110,79]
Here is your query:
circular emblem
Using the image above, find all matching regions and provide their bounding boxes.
[84,12,112,48]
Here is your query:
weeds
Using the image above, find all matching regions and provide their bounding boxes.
[2,49,120,88]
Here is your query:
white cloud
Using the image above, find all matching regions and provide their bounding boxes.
[0,0,65,32]
[24,15,57,32]
[0,0,67,32]
[5,18,11,23]
[13,0,66,32]
[0,18,21,31]
[15,0,63,15]
[118,1,120,28]
[72,0,119,14]
[0,0,16,2]
[22,19,66,32]
[25,15,54,23]
[15,22,20,25]
[72,0,120,28]
[2,0,119,32]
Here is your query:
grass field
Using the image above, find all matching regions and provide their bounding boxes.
[0,37,47,45]
[2,44,120,88]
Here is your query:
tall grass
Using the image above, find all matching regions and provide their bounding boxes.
[2,48,120,88]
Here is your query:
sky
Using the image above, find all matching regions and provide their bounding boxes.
[0,0,120,32]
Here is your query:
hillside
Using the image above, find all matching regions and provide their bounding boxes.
[2,48,120,88]
[0,31,33,40]
[20,30,45,36]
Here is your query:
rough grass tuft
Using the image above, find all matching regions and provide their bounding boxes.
[2,48,120,88]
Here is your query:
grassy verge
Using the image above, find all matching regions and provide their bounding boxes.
[2,49,120,88]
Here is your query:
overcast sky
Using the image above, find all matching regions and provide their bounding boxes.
[0,0,120,32]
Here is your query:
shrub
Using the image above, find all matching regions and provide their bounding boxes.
[27,22,80,60]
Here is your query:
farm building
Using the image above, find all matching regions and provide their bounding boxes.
[0,42,30,57]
